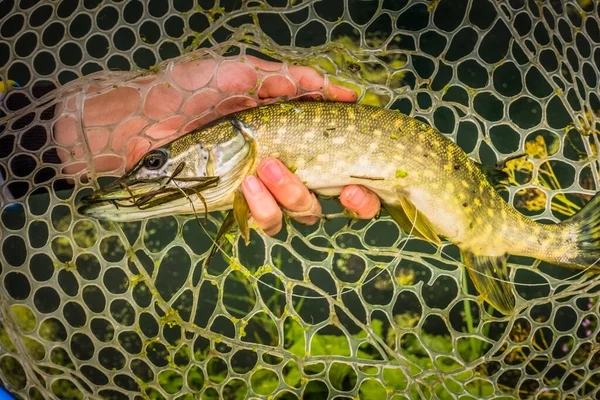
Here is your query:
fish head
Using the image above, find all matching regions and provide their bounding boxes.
[78,119,256,221]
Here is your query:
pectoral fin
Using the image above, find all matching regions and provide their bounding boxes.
[233,189,250,245]
[204,209,236,268]
[462,251,515,314]
[383,193,441,246]
[204,189,251,268]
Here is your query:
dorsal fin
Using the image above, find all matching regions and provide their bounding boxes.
[474,162,509,188]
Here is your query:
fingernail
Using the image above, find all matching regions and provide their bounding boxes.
[244,175,263,195]
[261,159,285,184]
[346,186,366,208]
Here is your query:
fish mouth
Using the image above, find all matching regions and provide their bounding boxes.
[78,175,220,221]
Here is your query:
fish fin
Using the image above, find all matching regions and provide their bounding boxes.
[383,193,441,246]
[474,162,510,189]
[564,192,600,268]
[204,190,251,268]
[382,202,428,241]
[204,210,237,268]
[462,251,515,314]
[495,153,527,170]
[233,189,250,245]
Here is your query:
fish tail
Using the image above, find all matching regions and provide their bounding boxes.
[568,193,600,268]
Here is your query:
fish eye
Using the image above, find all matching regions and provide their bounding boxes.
[144,150,167,170]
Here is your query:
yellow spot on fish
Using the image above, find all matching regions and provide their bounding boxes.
[487,209,494,217]
[288,165,297,173]
[446,183,455,191]
[474,199,481,206]
[374,129,382,137]
[279,103,295,112]
[444,163,452,171]
[476,217,483,224]
[348,109,356,120]
[396,169,408,178]
[461,180,469,188]
[390,133,399,140]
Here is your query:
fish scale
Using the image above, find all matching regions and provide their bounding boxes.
[235,102,566,255]
[80,101,600,314]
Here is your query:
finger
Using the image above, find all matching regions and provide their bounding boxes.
[172,58,217,91]
[257,75,296,99]
[246,55,283,72]
[215,96,258,115]
[145,115,186,140]
[216,61,258,93]
[256,157,321,225]
[326,84,358,102]
[339,185,381,219]
[182,88,222,116]
[288,65,324,90]
[242,175,283,236]
[143,83,183,120]
[83,87,141,126]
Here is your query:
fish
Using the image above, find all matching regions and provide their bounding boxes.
[79,101,600,314]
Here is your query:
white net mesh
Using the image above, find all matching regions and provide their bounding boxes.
[0,0,599,399]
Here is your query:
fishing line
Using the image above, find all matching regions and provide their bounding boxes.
[174,181,419,301]
[151,172,600,301]
[422,235,600,288]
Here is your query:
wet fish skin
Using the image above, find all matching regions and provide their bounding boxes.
[80,101,600,314]
[232,103,570,258]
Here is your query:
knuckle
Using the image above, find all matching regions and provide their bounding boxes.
[261,217,282,236]
[255,209,282,231]
[284,187,311,211]
[294,215,319,226]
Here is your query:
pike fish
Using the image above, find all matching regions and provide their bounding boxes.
[79,101,600,314]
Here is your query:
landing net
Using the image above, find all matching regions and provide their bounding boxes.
[0,0,599,399]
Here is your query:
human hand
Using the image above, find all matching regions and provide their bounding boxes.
[242,158,381,236]
[54,54,380,230]
[54,55,357,172]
